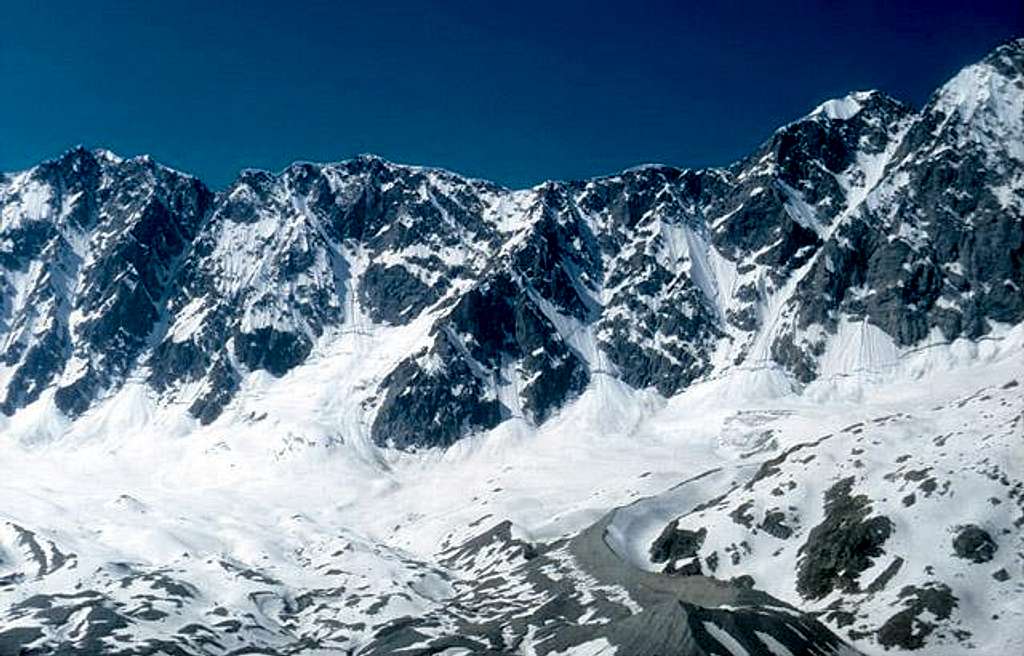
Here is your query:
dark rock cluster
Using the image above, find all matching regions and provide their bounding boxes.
[796,477,893,600]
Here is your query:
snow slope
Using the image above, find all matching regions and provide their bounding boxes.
[0,37,1022,656]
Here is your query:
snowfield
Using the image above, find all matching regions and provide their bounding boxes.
[0,320,1020,654]
[1,38,1023,656]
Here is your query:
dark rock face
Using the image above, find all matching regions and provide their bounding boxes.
[952,525,998,563]
[797,477,893,600]
[598,260,720,396]
[187,357,241,426]
[513,297,590,423]
[370,273,589,447]
[0,150,213,418]
[765,47,1024,377]
[370,342,508,450]
[0,329,70,416]
[233,327,312,377]
[358,262,438,324]
[510,190,602,322]
[1,41,1022,449]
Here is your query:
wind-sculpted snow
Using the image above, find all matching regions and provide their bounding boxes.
[0,38,1022,656]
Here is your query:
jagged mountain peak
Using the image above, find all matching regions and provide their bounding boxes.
[0,37,1022,656]
[809,89,898,121]
[933,40,1023,107]
[982,35,1024,71]
[230,152,509,203]
[0,38,1021,439]
[41,146,201,185]
[918,40,1024,165]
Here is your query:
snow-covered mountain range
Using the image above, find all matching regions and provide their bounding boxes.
[0,39,1021,655]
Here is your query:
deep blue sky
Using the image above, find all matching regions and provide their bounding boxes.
[1,1,1021,188]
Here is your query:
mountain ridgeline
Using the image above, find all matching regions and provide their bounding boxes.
[1,40,1022,448]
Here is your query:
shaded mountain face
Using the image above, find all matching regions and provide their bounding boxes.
[2,40,1022,449]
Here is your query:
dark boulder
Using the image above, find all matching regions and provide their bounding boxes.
[952,525,998,563]
[649,520,707,575]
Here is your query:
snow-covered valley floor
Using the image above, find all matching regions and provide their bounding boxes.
[0,322,1021,655]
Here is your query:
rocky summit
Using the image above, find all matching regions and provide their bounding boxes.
[0,40,1022,656]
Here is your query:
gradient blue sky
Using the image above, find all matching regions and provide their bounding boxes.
[1,1,1021,188]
